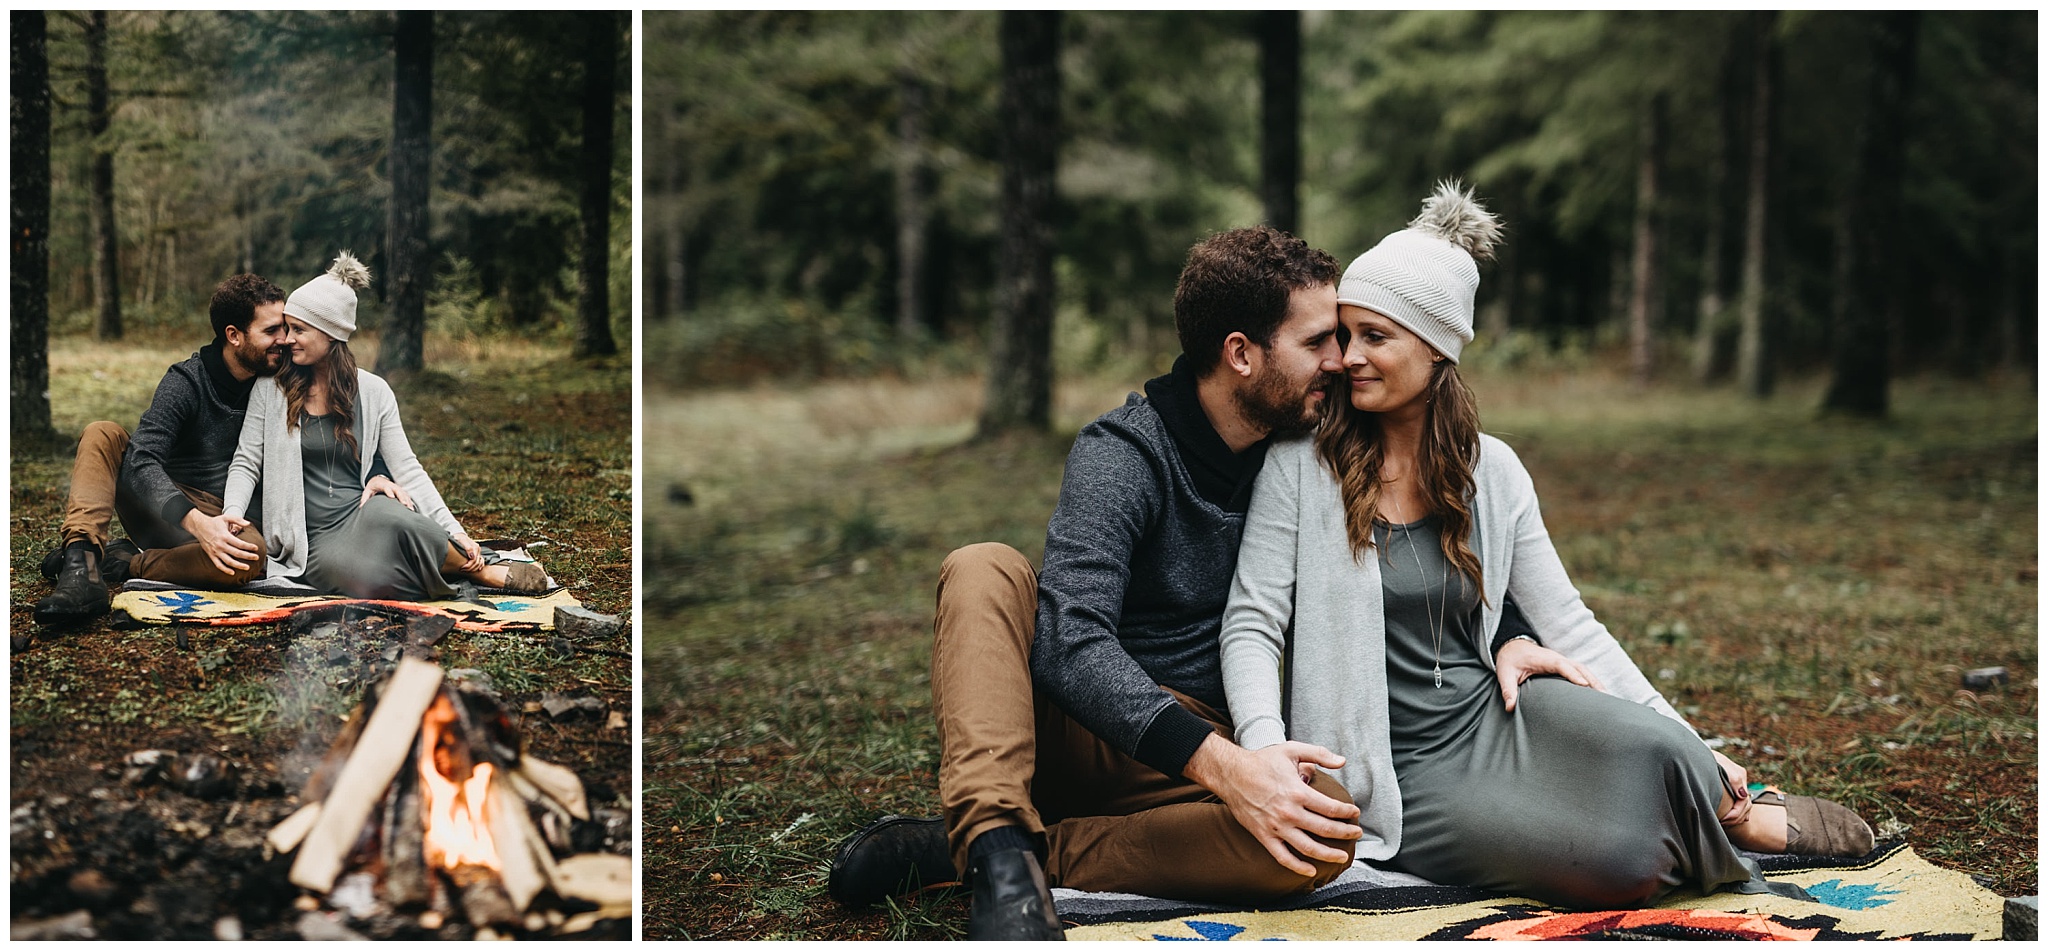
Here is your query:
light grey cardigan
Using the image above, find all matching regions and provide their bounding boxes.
[222,369,466,583]
[1219,433,1694,861]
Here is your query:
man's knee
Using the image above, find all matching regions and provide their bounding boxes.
[1235,772,1358,902]
[223,526,267,586]
[80,420,130,454]
[939,542,1033,593]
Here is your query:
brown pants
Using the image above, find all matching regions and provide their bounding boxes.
[933,542,1355,904]
[61,420,266,588]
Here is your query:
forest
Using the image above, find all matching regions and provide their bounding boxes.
[12,10,632,451]
[644,10,2034,416]
[642,10,2036,938]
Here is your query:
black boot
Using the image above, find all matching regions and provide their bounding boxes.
[33,545,111,626]
[828,815,958,907]
[966,848,1064,941]
[102,538,141,586]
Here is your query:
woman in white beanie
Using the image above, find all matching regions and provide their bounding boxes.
[221,252,549,599]
[1219,183,1870,909]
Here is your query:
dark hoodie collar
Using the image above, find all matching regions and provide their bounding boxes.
[199,342,258,409]
[1143,354,1269,513]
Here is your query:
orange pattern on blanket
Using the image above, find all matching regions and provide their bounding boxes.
[1467,907,1822,940]
[190,598,520,632]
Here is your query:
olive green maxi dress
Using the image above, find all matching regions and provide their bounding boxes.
[1371,516,1795,909]
[296,413,457,602]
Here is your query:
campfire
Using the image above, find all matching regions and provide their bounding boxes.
[266,658,627,936]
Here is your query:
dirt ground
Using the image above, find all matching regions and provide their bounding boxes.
[9,335,633,940]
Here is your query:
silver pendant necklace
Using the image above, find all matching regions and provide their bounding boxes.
[1393,497,1451,688]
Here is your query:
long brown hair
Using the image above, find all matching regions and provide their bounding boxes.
[1314,361,1484,594]
[281,338,362,462]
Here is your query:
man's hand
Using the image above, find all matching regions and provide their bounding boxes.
[1712,750,1754,825]
[1183,734,1361,876]
[450,533,485,573]
[1493,637,1604,712]
[181,508,260,576]
[359,474,415,510]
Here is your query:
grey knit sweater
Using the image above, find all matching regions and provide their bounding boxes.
[1029,358,1268,778]
[121,344,262,523]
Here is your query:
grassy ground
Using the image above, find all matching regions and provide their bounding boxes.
[8,330,632,936]
[641,359,2036,940]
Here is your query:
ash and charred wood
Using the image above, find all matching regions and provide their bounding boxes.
[302,699,372,804]
[381,741,430,908]
[451,687,522,768]
[292,659,446,893]
[454,868,519,928]
[408,614,455,648]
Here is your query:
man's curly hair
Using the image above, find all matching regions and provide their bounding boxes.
[1172,226,1339,375]
[209,274,286,343]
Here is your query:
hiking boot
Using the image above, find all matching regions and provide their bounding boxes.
[33,545,110,626]
[102,538,141,586]
[828,815,958,908]
[966,848,1064,941]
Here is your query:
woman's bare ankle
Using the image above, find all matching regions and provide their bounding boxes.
[1725,803,1789,853]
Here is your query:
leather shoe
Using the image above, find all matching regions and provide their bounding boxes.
[966,848,1064,941]
[102,538,140,586]
[828,815,958,908]
[33,546,110,626]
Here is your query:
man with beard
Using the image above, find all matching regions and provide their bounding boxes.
[829,227,1529,938]
[32,274,404,627]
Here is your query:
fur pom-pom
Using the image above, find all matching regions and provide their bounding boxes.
[325,251,372,290]
[1407,180,1503,262]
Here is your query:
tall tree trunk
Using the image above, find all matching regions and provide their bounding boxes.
[1823,12,1918,417]
[379,10,432,375]
[894,72,930,341]
[87,10,123,341]
[13,11,56,453]
[980,11,1060,436]
[574,11,620,358]
[1692,35,1740,384]
[1735,10,1778,399]
[1627,92,1665,387]
[1257,10,1301,234]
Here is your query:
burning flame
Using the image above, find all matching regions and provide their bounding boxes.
[419,695,503,871]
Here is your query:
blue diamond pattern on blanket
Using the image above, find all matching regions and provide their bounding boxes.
[1153,920,1283,941]
[1804,878,1900,911]
[493,600,533,612]
[151,592,217,615]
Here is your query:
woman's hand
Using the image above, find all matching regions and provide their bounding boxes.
[359,474,416,510]
[1493,637,1605,712]
[451,533,485,572]
[1712,750,1754,825]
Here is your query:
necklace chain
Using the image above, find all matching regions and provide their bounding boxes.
[1392,498,1451,689]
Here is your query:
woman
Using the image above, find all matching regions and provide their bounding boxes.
[222,252,548,600]
[1219,184,1871,910]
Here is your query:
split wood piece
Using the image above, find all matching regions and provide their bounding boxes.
[290,658,446,893]
[552,853,631,918]
[515,756,588,820]
[381,742,430,907]
[267,802,323,855]
[301,693,373,804]
[485,772,548,913]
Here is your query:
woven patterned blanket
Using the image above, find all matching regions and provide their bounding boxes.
[107,543,582,633]
[1060,842,2005,940]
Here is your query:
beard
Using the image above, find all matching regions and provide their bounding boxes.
[1234,363,1329,437]
[233,337,286,377]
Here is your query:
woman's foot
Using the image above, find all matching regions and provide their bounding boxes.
[476,561,549,595]
[1726,789,1874,857]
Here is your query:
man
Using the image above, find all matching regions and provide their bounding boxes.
[32,274,402,627]
[831,227,1491,938]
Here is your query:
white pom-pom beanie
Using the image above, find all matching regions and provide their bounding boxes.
[1337,181,1503,364]
[284,251,372,342]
